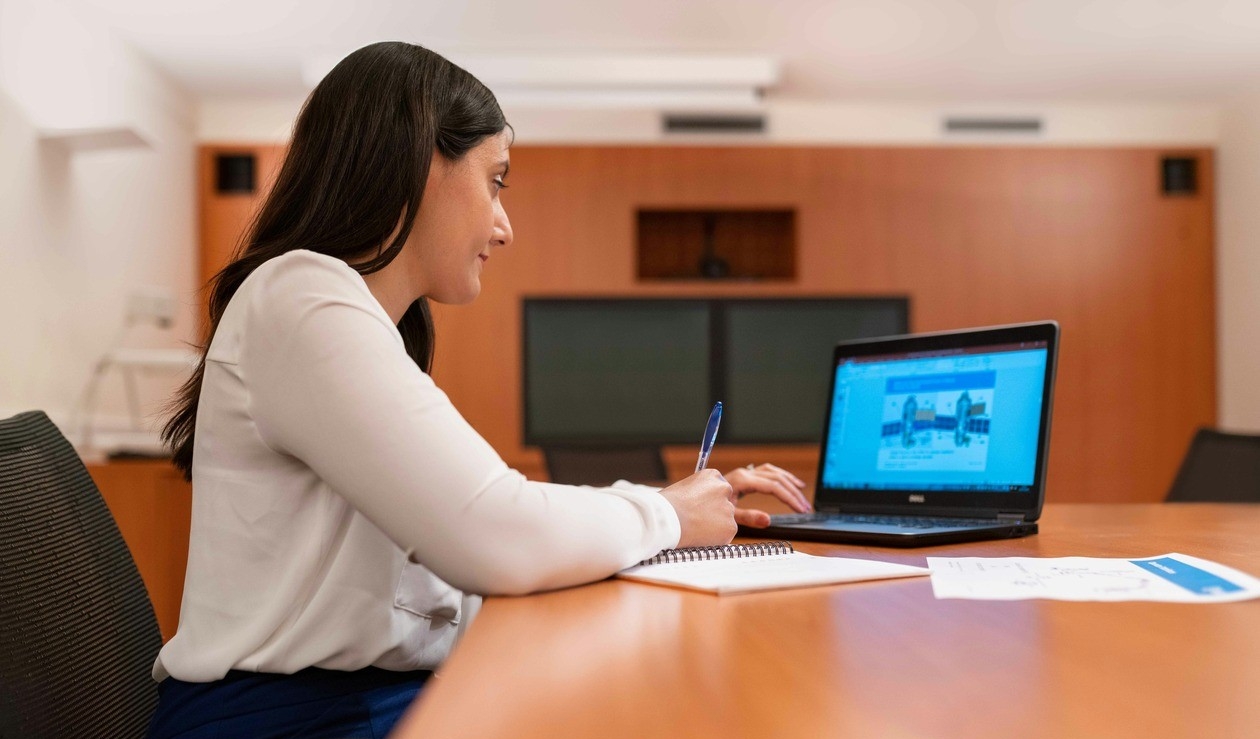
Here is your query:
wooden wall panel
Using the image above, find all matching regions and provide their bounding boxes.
[199,144,1216,503]
[197,145,285,334]
[87,460,192,641]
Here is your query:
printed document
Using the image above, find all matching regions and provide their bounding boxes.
[927,553,1260,602]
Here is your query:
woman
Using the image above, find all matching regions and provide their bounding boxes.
[149,41,810,738]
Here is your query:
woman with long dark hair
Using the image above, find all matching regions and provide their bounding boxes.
[148,41,809,738]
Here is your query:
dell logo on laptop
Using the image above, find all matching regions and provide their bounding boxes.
[908,494,925,503]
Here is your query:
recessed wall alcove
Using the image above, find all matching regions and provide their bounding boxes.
[636,209,796,281]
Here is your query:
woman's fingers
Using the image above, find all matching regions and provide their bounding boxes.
[756,470,811,512]
[757,463,807,489]
[658,470,738,548]
[734,507,772,528]
[767,466,811,511]
[726,465,812,513]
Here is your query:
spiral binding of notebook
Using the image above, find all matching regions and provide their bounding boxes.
[638,541,795,566]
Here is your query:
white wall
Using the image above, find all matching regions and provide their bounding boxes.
[200,96,1221,146]
[199,95,306,142]
[0,0,198,451]
[1216,95,1260,432]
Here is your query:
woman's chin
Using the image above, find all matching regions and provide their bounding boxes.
[429,283,481,306]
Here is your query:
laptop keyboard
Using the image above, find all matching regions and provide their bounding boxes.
[774,513,1007,529]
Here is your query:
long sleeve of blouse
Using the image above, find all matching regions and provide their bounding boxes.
[239,251,681,595]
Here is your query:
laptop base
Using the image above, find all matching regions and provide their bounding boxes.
[739,520,1038,548]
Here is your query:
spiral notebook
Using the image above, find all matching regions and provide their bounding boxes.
[616,541,929,595]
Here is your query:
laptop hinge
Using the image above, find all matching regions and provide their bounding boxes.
[996,512,1027,522]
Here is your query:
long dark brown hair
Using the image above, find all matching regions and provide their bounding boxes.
[163,42,507,480]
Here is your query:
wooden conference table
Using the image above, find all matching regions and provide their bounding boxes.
[392,504,1260,739]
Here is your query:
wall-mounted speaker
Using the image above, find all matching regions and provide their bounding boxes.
[215,154,256,194]
[1161,156,1198,196]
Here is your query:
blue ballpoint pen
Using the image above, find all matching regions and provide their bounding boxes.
[694,401,723,473]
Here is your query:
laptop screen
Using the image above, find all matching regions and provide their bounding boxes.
[820,341,1050,494]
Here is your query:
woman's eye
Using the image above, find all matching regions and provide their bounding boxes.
[493,178,509,190]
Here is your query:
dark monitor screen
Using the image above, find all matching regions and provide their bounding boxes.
[722,300,910,442]
[523,298,910,446]
[523,301,711,444]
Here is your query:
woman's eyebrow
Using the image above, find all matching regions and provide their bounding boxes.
[495,159,510,176]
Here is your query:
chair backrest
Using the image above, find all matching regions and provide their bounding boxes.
[543,446,668,487]
[1166,427,1260,503]
[0,411,162,738]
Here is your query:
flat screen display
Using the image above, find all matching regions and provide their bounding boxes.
[723,300,910,442]
[523,298,910,445]
[820,342,1049,492]
[523,301,711,444]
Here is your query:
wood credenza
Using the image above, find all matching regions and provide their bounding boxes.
[86,459,191,641]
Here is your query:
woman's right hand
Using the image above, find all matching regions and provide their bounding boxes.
[658,469,737,548]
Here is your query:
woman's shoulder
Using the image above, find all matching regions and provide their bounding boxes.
[237,250,378,313]
[213,250,391,360]
[249,249,364,291]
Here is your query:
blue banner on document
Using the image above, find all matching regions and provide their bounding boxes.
[1130,557,1245,596]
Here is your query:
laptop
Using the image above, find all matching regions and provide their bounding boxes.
[741,321,1059,547]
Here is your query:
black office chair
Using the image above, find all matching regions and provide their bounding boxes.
[0,411,162,738]
[1166,427,1260,503]
[543,445,668,487]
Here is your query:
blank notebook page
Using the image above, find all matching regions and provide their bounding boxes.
[617,551,928,595]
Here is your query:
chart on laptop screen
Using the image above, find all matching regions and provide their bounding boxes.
[821,343,1048,493]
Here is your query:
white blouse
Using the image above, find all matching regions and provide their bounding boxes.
[154,250,681,682]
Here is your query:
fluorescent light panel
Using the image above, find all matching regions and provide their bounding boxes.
[452,54,779,88]
[493,87,762,111]
[301,51,779,111]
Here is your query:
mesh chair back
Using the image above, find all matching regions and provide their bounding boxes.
[543,446,668,487]
[1166,427,1260,502]
[0,411,162,738]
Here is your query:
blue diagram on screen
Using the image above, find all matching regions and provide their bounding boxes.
[821,347,1047,492]
[878,371,995,473]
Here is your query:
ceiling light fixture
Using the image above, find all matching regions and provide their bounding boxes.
[301,51,780,111]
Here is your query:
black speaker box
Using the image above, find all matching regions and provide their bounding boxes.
[215,154,256,194]
[1162,156,1197,196]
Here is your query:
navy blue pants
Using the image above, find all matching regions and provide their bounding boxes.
[146,666,432,739]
